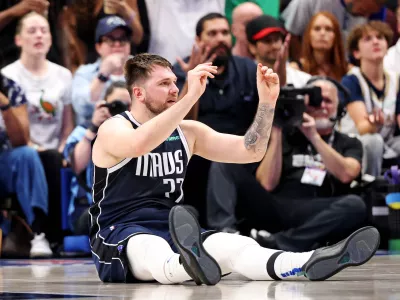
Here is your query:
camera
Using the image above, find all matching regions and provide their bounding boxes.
[100,100,129,116]
[274,85,323,128]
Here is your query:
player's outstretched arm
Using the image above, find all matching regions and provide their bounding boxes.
[181,64,279,163]
[94,63,217,161]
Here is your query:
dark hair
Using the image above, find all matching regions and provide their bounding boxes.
[347,21,393,66]
[124,53,172,98]
[195,13,229,37]
[104,81,127,100]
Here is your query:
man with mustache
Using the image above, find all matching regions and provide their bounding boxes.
[207,78,367,252]
[173,12,259,226]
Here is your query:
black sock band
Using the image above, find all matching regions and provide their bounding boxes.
[267,251,284,280]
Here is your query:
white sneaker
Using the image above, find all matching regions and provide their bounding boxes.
[30,233,53,258]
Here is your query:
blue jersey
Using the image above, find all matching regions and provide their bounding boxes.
[89,111,190,234]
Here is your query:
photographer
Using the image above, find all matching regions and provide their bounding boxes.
[63,81,130,232]
[206,78,367,252]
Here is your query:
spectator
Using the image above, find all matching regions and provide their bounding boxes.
[207,78,366,252]
[384,5,400,73]
[72,15,132,126]
[340,21,400,176]
[281,0,391,61]
[144,0,225,63]
[173,12,259,226]
[246,14,311,87]
[175,13,259,134]
[1,12,74,153]
[0,74,52,257]
[63,81,131,232]
[231,2,263,58]
[0,1,70,69]
[59,0,143,73]
[1,12,75,244]
[298,12,348,81]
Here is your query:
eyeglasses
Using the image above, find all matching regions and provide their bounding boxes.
[101,36,130,46]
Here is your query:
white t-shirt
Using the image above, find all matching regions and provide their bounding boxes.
[384,40,400,74]
[286,64,312,87]
[145,0,225,64]
[1,60,72,149]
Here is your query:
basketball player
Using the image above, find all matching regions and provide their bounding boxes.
[90,53,379,285]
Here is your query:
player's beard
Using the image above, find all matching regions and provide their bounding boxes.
[144,98,168,115]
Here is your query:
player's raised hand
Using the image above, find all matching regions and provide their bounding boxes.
[186,62,218,99]
[256,64,280,105]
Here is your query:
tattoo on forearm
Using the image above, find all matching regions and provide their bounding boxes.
[244,103,275,152]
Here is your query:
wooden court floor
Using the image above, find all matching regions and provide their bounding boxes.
[0,255,399,299]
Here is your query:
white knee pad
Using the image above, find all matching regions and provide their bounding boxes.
[127,234,175,283]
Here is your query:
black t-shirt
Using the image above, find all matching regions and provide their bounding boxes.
[260,128,363,199]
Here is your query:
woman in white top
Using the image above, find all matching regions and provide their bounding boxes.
[1,12,75,248]
[1,12,74,153]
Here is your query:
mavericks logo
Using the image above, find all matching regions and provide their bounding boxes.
[166,135,180,142]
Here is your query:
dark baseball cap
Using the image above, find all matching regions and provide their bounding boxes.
[95,15,132,43]
[246,15,286,44]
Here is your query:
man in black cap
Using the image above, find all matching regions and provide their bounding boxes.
[246,15,311,87]
[72,15,132,126]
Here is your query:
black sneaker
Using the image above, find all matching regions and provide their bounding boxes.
[302,226,380,281]
[169,205,221,285]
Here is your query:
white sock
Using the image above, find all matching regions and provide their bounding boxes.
[274,251,314,280]
[203,232,315,281]
[233,244,281,280]
[203,232,280,280]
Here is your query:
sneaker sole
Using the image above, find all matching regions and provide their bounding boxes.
[169,206,221,285]
[305,226,380,281]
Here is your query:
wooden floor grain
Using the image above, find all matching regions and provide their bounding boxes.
[0,256,399,299]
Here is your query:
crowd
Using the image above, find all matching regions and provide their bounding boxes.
[0,0,399,257]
